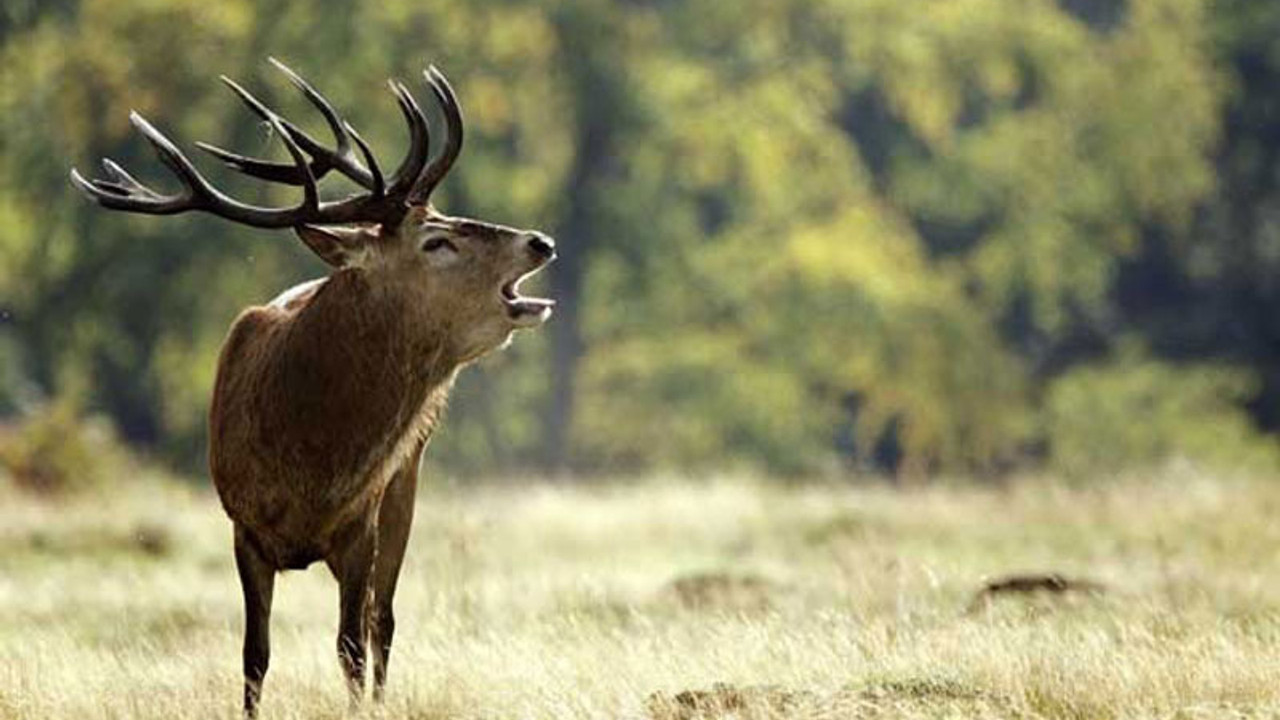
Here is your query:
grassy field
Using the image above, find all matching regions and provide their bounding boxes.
[2,468,1280,719]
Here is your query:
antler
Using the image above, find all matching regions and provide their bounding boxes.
[196,58,382,193]
[70,59,464,229]
[408,66,463,205]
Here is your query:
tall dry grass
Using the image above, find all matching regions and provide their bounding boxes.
[1,467,1279,718]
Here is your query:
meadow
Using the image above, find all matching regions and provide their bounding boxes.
[2,468,1280,719]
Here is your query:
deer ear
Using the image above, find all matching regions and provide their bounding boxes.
[294,224,378,268]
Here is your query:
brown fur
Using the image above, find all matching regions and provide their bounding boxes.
[209,207,554,712]
[211,270,453,568]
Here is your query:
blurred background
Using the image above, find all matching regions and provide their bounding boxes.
[1,0,1278,488]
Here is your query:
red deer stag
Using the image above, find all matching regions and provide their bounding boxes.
[70,59,555,716]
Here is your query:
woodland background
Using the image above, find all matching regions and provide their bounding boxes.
[2,0,1280,484]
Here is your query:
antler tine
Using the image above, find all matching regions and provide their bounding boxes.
[195,124,357,188]
[345,121,385,197]
[70,159,165,205]
[70,166,171,210]
[129,111,218,199]
[101,159,150,193]
[407,66,464,205]
[71,159,162,205]
[265,111,320,214]
[195,142,312,186]
[269,57,347,147]
[385,80,432,200]
[196,60,377,190]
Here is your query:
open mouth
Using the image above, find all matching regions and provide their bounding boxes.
[500,268,554,325]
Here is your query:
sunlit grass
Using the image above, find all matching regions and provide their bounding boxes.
[2,467,1280,718]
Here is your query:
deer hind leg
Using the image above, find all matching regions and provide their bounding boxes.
[370,443,423,701]
[327,518,378,705]
[234,526,276,719]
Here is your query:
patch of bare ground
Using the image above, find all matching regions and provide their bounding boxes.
[646,684,819,720]
[837,677,1016,717]
[659,572,787,612]
[967,572,1107,614]
[646,678,1015,720]
[16,521,173,559]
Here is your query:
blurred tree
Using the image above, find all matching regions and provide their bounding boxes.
[571,0,1227,476]
[1126,1,1280,420]
[539,0,644,474]
[0,0,1270,481]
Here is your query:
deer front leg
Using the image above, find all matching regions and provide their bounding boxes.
[370,443,423,700]
[234,527,276,718]
[328,519,377,704]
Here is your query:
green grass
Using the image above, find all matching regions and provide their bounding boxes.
[2,468,1280,718]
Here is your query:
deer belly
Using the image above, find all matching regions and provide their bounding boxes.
[212,428,420,570]
[214,470,386,569]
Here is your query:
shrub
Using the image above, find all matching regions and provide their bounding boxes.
[1045,350,1279,478]
[0,401,136,496]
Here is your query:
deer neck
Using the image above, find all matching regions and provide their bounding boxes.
[282,271,459,471]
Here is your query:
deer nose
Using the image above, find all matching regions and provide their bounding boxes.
[527,232,556,260]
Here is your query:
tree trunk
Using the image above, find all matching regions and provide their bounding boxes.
[542,4,628,475]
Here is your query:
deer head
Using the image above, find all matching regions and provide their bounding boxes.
[70,58,555,360]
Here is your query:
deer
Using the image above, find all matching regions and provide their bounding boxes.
[70,58,555,716]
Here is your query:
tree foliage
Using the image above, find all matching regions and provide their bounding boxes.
[0,0,1274,480]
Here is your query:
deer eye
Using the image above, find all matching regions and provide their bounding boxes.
[421,237,457,254]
